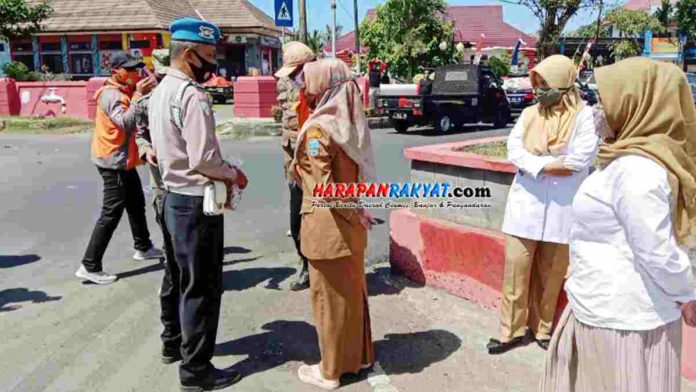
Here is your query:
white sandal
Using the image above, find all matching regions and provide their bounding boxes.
[298,364,340,390]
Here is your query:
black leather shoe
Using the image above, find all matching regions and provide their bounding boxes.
[536,339,551,351]
[180,368,242,392]
[162,347,182,364]
[290,270,310,291]
[486,335,527,355]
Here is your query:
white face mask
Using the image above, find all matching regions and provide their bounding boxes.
[593,103,614,140]
[294,69,305,89]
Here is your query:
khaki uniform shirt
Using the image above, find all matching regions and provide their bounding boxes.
[133,92,165,192]
[149,68,234,196]
[295,125,367,260]
[277,76,301,182]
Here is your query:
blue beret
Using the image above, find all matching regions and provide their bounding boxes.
[170,17,221,46]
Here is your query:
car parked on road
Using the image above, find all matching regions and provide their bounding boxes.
[376,64,511,134]
[503,75,535,114]
[203,74,234,104]
[687,73,696,105]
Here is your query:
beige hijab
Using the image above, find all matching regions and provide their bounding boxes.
[595,57,696,247]
[295,59,377,182]
[523,55,585,156]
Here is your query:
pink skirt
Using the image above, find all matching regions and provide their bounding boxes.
[540,306,683,392]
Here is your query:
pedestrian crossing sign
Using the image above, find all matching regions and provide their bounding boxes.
[275,0,293,27]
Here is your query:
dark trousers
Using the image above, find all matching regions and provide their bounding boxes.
[289,182,308,271]
[82,167,153,272]
[160,192,224,383]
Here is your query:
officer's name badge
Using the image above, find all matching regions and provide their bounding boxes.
[307,140,320,157]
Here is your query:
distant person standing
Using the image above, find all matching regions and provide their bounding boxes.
[75,52,162,285]
[275,41,316,291]
[133,49,170,232]
[149,18,247,391]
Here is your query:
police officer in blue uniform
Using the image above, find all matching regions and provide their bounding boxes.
[149,18,244,392]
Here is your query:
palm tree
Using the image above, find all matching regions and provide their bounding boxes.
[322,24,343,48]
[306,30,323,54]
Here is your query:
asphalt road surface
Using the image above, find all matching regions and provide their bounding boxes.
[2,125,696,392]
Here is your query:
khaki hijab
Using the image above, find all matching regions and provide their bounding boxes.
[523,55,585,156]
[295,59,377,182]
[595,57,696,247]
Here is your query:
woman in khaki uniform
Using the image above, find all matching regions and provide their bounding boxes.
[293,59,377,390]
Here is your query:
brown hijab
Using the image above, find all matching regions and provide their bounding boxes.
[524,55,585,156]
[295,59,377,182]
[595,57,696,247]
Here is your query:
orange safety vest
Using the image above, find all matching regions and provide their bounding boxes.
[91,79,143,171]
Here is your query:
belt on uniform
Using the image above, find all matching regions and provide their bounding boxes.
[167,185,206,197]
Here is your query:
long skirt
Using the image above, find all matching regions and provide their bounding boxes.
[540,306,683,392]
[308,252,375,380]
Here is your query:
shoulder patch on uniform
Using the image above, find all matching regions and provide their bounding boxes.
[307,139,321,157]
[308,128,323,139]
[199,100,211,116]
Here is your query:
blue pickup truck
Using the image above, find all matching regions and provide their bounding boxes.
[687,73,696,104]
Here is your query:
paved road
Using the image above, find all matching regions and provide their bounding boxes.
[2,126,695,392]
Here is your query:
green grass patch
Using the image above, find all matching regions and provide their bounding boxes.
[455,140,507,159]
[0,116,93,135]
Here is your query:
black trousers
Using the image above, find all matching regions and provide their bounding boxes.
[289,182,308,270]
[82,167,153,272]
[160,192,224,383]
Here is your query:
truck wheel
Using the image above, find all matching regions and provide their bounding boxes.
[435,113,454,134]
[392,120,409,133]
[493,108,509,129]
[215,97,227,104]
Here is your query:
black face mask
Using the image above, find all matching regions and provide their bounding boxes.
[189,50,217,83]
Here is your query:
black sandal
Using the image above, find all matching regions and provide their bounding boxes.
[486,336,526,355]
[536,339,551,350]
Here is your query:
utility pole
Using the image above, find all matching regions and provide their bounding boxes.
[299,0,308,44]
[594,0,604,54]
[354,0,361,71]
[331,0,337,57]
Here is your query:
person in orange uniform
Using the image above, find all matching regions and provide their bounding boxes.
[294,59,378,390]
[75,52,161,285]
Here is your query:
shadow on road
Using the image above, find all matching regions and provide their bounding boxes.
[223,256,261,267]
[215,320,320,377]
[0,254,41,269]
[0,287,62,313]
[224,246,253,255]
[115,261,164,280]
[215,320,461,383]
[223,267,296,291]
[367,267,424,297]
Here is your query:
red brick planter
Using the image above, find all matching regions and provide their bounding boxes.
[389,136,695,380]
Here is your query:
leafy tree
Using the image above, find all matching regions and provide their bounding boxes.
[572,20,610,38]
[360,0,455,80]
[0,0,53,40]
[654,0,674,32]
[676,0,696,70]
[322,24,343,48]
[487,55,511,79]
[517,0,600,58]
[607,7,663,60]
[306,30,323,54]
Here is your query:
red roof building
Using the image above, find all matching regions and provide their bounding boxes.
[329,5,537,55]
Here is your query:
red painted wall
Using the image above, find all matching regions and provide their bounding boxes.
[234,76,277,118]
[16,81,88,119]
[0,79,21,115]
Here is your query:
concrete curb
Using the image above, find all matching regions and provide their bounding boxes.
[368,116,391,129]
[217,118,281,138]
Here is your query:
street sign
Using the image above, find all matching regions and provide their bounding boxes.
[275,0,293,27]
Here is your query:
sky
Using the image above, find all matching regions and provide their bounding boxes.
[249,0,603,37]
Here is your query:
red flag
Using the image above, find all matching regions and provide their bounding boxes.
[474,34,486,65]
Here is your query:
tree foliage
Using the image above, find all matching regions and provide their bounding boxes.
[516,0,599,58]
[572,20,610,38]
[360,0,455,79]
[487,55,511,79]
[0,0,53,41]
[676,0,696,37]
[676,0,696,70]
[607,7,664,60]
[654,0,674,30]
